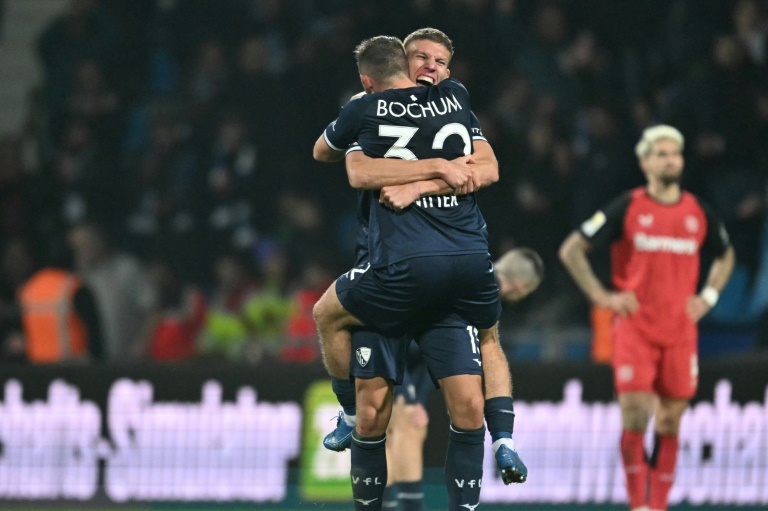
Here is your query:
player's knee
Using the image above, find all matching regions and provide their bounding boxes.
[622,406,652,431]
[392,402,428,434]
[405,404,429,439]
[312,297,330,326]
[448,393,484,429]
[356,403,388,436]
[654,409,684,435]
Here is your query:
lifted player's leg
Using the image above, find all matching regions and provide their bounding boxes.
[479,323,527,484]
[313,280,363,379]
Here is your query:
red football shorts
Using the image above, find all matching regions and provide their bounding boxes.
[611,320,698,399]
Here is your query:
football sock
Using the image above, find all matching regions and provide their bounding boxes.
[351,432,387,510]
[621,429,648,509]
[398,480,424,511]
[484,396,515,451]
[382,484,400,510]
[648,433,679,511]
[445,424,485,511]
[332,377,357,418]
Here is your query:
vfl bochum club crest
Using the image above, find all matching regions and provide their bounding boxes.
[356,347,372,367]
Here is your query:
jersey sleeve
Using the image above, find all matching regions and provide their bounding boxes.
[323,98,366,152]
[469,111,487,143]
[579,192,632,247]
[700,201,731,256]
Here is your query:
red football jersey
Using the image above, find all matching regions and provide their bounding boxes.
[580,187,730,345]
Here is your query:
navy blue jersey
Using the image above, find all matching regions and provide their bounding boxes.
[349,110,488,266]
[325,79,490,268]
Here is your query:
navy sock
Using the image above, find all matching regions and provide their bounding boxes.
[484,396,514,443]
[332,377,356,416]
[382,484,400,510]
[351,432,387,510]
[398,480,424,511]
[445,424,485,511]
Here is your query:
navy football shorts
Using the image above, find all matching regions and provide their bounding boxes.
[336,253,501,335]
[349,328,410,384]
[394,344,435,405]
[415,318,485,385]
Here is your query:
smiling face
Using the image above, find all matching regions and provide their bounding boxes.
[406,38,451,86]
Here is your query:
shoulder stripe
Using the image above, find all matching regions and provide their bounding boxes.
[345,145,363,155]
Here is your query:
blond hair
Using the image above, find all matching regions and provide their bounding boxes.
[403,28,454,62]
[635,125,684,159]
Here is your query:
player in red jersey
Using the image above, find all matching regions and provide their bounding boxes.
[558,125,735,511]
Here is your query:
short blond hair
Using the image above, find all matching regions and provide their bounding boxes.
[634,125,684,159]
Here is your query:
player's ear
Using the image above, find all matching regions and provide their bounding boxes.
[445,68,451,79]
[359,74,375,94]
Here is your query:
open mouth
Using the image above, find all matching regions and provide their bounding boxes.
[416,76,434,86]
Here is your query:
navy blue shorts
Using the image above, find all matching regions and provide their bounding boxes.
[349,328,410,384]
[395,345,435,405]
[336,254,501,336]
[415,317,484,385]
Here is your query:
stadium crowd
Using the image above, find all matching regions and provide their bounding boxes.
[1,0,767,364]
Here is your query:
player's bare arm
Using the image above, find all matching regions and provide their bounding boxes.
[559,231,639,317]
[379,180,436,210]
[686,245,736,322]
[345,150,474,192]
[313,133,345,162]
[469,140,500,189]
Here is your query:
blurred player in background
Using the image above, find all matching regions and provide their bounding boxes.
[559,125,735,511]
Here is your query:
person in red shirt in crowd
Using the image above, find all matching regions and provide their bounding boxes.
[282,258,335,363]
[559,125,735,511]
[145,258,206,362]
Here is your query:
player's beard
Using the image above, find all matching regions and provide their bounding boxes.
[659,173,682,187]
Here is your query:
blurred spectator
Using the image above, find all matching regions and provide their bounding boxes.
[145,258,206,362]
[202,112,261,264]
[282,257,335,363]
[572,103,640,221]
[186,39,230,141]
[67,221,156,361]
[67,58,122,153]
[0,238,35,363]
[36,118,124,254]
[197,252,271,363]
[246,243,294,358]
[0,137,36,240]
[122,108,204,280]
[37,0,118,139]
[514,3,577,113]
[18,265,104,363]
[732,0,768,66]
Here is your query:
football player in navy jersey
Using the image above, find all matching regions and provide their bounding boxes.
[312,35,522,511]
[319,28,530,511]
[559,125,735,511]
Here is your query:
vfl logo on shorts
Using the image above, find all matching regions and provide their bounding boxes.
[357,347,372,367]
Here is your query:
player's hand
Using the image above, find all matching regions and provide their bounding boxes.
[380,183,420,210]
[437,156,475,195]
[686,295,711,322]
[500,448,528,484]
[602,291,638,317]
